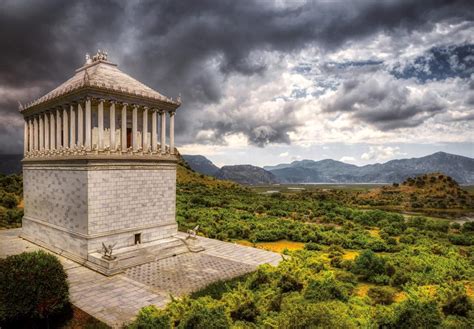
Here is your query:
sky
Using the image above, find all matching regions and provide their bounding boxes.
[0,0,473,167]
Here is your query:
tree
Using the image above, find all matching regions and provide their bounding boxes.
[352,250,386,282]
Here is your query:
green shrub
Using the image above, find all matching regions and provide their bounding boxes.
[449,234,474,246]
[129,305,171,329]
[304,273,352,302]
[304,242,321,251]
[393,297,442,329]
[0,193,17,208]
[352,250,386,282]
[439,284,473,317]
[367,286,396,305]
[462,221,474,233]
[450,222,461,230]
[179,298,230,328]
[1,208,23,225]
[0,250,69,322]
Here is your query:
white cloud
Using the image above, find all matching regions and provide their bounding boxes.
[339,156,356,163]
[279,152,289,157]
[361,146,406,162]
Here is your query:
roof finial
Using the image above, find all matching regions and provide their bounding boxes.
[92,49,108,62]
[85,53,92,64]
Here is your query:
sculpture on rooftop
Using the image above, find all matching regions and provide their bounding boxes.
[92,49,108,62]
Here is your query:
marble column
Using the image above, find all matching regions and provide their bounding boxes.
[110,101,116,150]
[56,109,61,148]
[28,119,34,152]
[151,110,157,152]
[24,121,28,155]
[44,113,49,150]
[39,114,44,150]
[132,105,138,151]
[77,102,83,147]
[50,112,56,150]
[85,98,92,150]
[160,111,166,154]
[34,116,38,150]
[62,107,69,148]
[121,103,127,152]
[98,99,104,150]
[169,111,175,154]
[142,107,148,152]
[70,104,76,148]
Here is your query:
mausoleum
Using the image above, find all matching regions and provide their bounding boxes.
[19,51,188,275]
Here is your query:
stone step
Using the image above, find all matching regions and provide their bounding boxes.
[87,237,191,275]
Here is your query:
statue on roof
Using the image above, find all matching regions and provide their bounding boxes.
[92,49,108,62]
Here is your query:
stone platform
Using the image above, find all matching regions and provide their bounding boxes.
[0,229,282,328]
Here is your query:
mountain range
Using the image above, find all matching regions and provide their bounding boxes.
[183,152,474,185]
[1,152,473,185]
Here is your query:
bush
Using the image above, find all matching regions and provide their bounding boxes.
[0,251,69,322]
[352,250,386,282]
[440,284,473,317]
[449,234,474,246]
[367,286,396,305]
[462,221,474,233]
[1,208,23,225]
[450,222,461,230]
[304,242,322,251]
[393,297,442,329]
[0,193,17,208]
[179,298,230,328]
[129,306,171,329]
[304,273,352,302]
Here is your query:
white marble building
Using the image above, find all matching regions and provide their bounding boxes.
[19,51,186,275]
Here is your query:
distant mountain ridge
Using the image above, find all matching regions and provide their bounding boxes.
[215,165,279,185]
[264,152,474,184]
[2,152,473,185]
[184,152,474,185]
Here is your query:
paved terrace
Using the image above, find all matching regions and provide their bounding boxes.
[0,229,282,328]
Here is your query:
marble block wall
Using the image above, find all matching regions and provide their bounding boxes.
[87,166,177,251]
[22,161,177,259]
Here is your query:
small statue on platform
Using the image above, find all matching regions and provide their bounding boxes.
[186,225,200,239]
[101,242,117,260]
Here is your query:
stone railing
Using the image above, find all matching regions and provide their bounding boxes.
[24,144,177,159]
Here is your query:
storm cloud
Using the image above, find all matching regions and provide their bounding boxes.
[0,0,473,153]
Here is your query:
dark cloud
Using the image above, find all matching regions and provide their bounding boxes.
[323,74,445,130]
[1,0,473,152]
[205,102,300,147]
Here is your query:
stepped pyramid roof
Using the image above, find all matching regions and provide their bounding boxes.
[21,51,180,113]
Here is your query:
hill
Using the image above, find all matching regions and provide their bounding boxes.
[182,155,280,185]
[214,165,279,185]
[357,173,474,210]
[182,154,220,176]
[265,152,474,184]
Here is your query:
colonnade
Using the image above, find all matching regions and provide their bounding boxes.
[23,98,176,156]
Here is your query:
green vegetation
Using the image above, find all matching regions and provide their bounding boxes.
[0,174,23,228]
[357,173,474,210]
[1,164,472,327]
[130,165,474,328]
[0,251,69,325]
